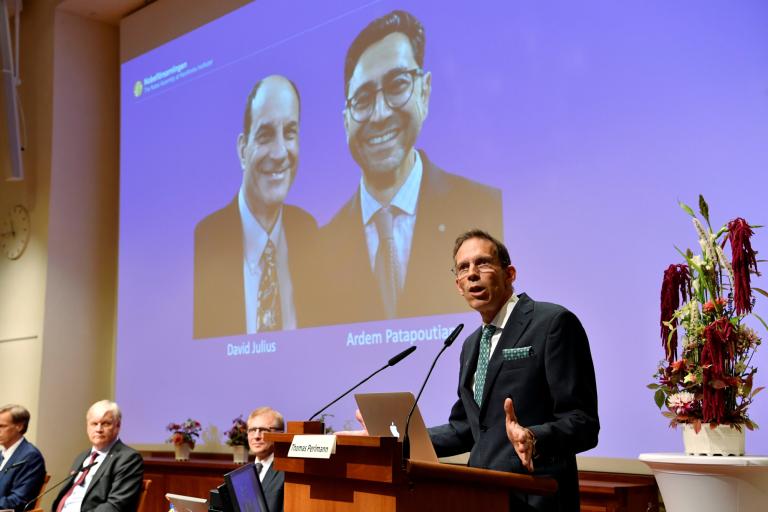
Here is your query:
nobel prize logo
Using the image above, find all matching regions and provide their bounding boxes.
[133,80,143,98]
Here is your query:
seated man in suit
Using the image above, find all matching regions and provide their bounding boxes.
[246,407,284,512]
[0,404,46,512]
[53,400,144,512]
[194,75,319,338]
[429,230,599,511]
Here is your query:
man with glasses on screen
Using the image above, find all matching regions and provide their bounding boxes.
[194,75,319,338]
[429,230,599,511]
[246,407,284,512]
[322,10,503,323]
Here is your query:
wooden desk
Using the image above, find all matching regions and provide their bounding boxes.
[142,453,239,512]
[141,453,658,512]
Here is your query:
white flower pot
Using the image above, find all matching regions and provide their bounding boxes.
[682,423,745,456]
[174,442,192,461]
[232,445,249,464]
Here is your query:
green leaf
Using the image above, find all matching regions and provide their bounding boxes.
[752,288,768,299]
[751,312,768,332]
[654,388,666,409]
[647,383,660,390]
[698,195,711,227]
[679,201,696,217]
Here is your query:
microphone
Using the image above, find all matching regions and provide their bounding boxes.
[402,323,464,464]
[308,346,417,421]
[3,459,26,472]
[23,460,100,512]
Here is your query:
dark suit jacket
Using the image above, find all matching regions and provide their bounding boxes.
[321,151,503,324]
[52,440,144,512]
[0,438,46,512]
[194,199,320,338]
[429,294,599,512]
[261,464,284,512]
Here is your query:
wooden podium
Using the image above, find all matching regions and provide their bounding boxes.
[266,421,557,511]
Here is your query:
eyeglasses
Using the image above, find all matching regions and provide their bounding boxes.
[247,427,276,435]
[452,261,499,280]
[346,68,423,123]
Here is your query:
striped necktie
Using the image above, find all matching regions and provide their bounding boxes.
[256,240,281,331]
[373,206,399,318]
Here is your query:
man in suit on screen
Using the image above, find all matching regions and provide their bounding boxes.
[52,400,144,512]
[429,230,599,511]
[195,75,319,338]
[246,407,284,512]
[0,404,46,512]
[322,10,503,324]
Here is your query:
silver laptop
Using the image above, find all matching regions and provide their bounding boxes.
[165,493,208,512]
[355,391,438,462]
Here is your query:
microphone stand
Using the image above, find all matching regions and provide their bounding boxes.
[402,323,464,467]
[308,346,417,422]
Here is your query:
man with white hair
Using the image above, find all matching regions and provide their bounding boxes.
[52,400,144,512]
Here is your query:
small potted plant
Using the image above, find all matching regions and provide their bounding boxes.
[166,418,202,461]
[224,415,249,464]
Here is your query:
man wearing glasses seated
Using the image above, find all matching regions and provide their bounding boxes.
[246,407,284,512]
[322,9,503,324]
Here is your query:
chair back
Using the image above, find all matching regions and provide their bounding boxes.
[137,479,152,512]
[32,474,51,510]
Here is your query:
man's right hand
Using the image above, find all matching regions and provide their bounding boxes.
[334,408,369,436]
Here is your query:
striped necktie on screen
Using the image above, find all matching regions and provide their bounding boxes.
[374,206,399,319]
[257,240,281,331]
[474,324,496,406]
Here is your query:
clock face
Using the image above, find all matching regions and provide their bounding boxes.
[1,204,31,260]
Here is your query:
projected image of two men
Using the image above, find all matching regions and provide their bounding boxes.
[193,10,503,339]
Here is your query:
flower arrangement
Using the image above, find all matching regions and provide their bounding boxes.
[651,196,764,432]
[166,418,202,448]
[224,415,249,446]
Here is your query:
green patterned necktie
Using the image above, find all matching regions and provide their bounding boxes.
[474,324,496,406]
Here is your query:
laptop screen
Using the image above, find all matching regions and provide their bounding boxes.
[223,463,269,512]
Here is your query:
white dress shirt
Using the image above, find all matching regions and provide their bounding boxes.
[0,436,23,470]
[360,151,423,290]
[254,452,274,481]
[239,187,297,332]
[60,439,118,512]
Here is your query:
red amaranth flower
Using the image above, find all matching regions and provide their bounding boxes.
[727,218,759,315]
[700,317,736,423]
[660,264,690,362]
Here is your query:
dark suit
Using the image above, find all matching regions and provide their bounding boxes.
[429,294,599,512]
[321,151,503,323]
[52,440,144,512]
[0,438,46,512]
[194,199,320,338]
[261,464,284,512]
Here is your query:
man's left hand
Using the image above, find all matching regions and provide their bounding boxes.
[504,397,535,472]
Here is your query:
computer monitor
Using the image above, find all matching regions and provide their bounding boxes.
[223,463,270,512]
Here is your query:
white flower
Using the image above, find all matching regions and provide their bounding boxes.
[668,391,697,415]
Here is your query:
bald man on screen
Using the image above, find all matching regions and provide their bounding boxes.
[194,75,320,338]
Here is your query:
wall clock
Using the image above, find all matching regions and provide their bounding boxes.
[1,204,31,260]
